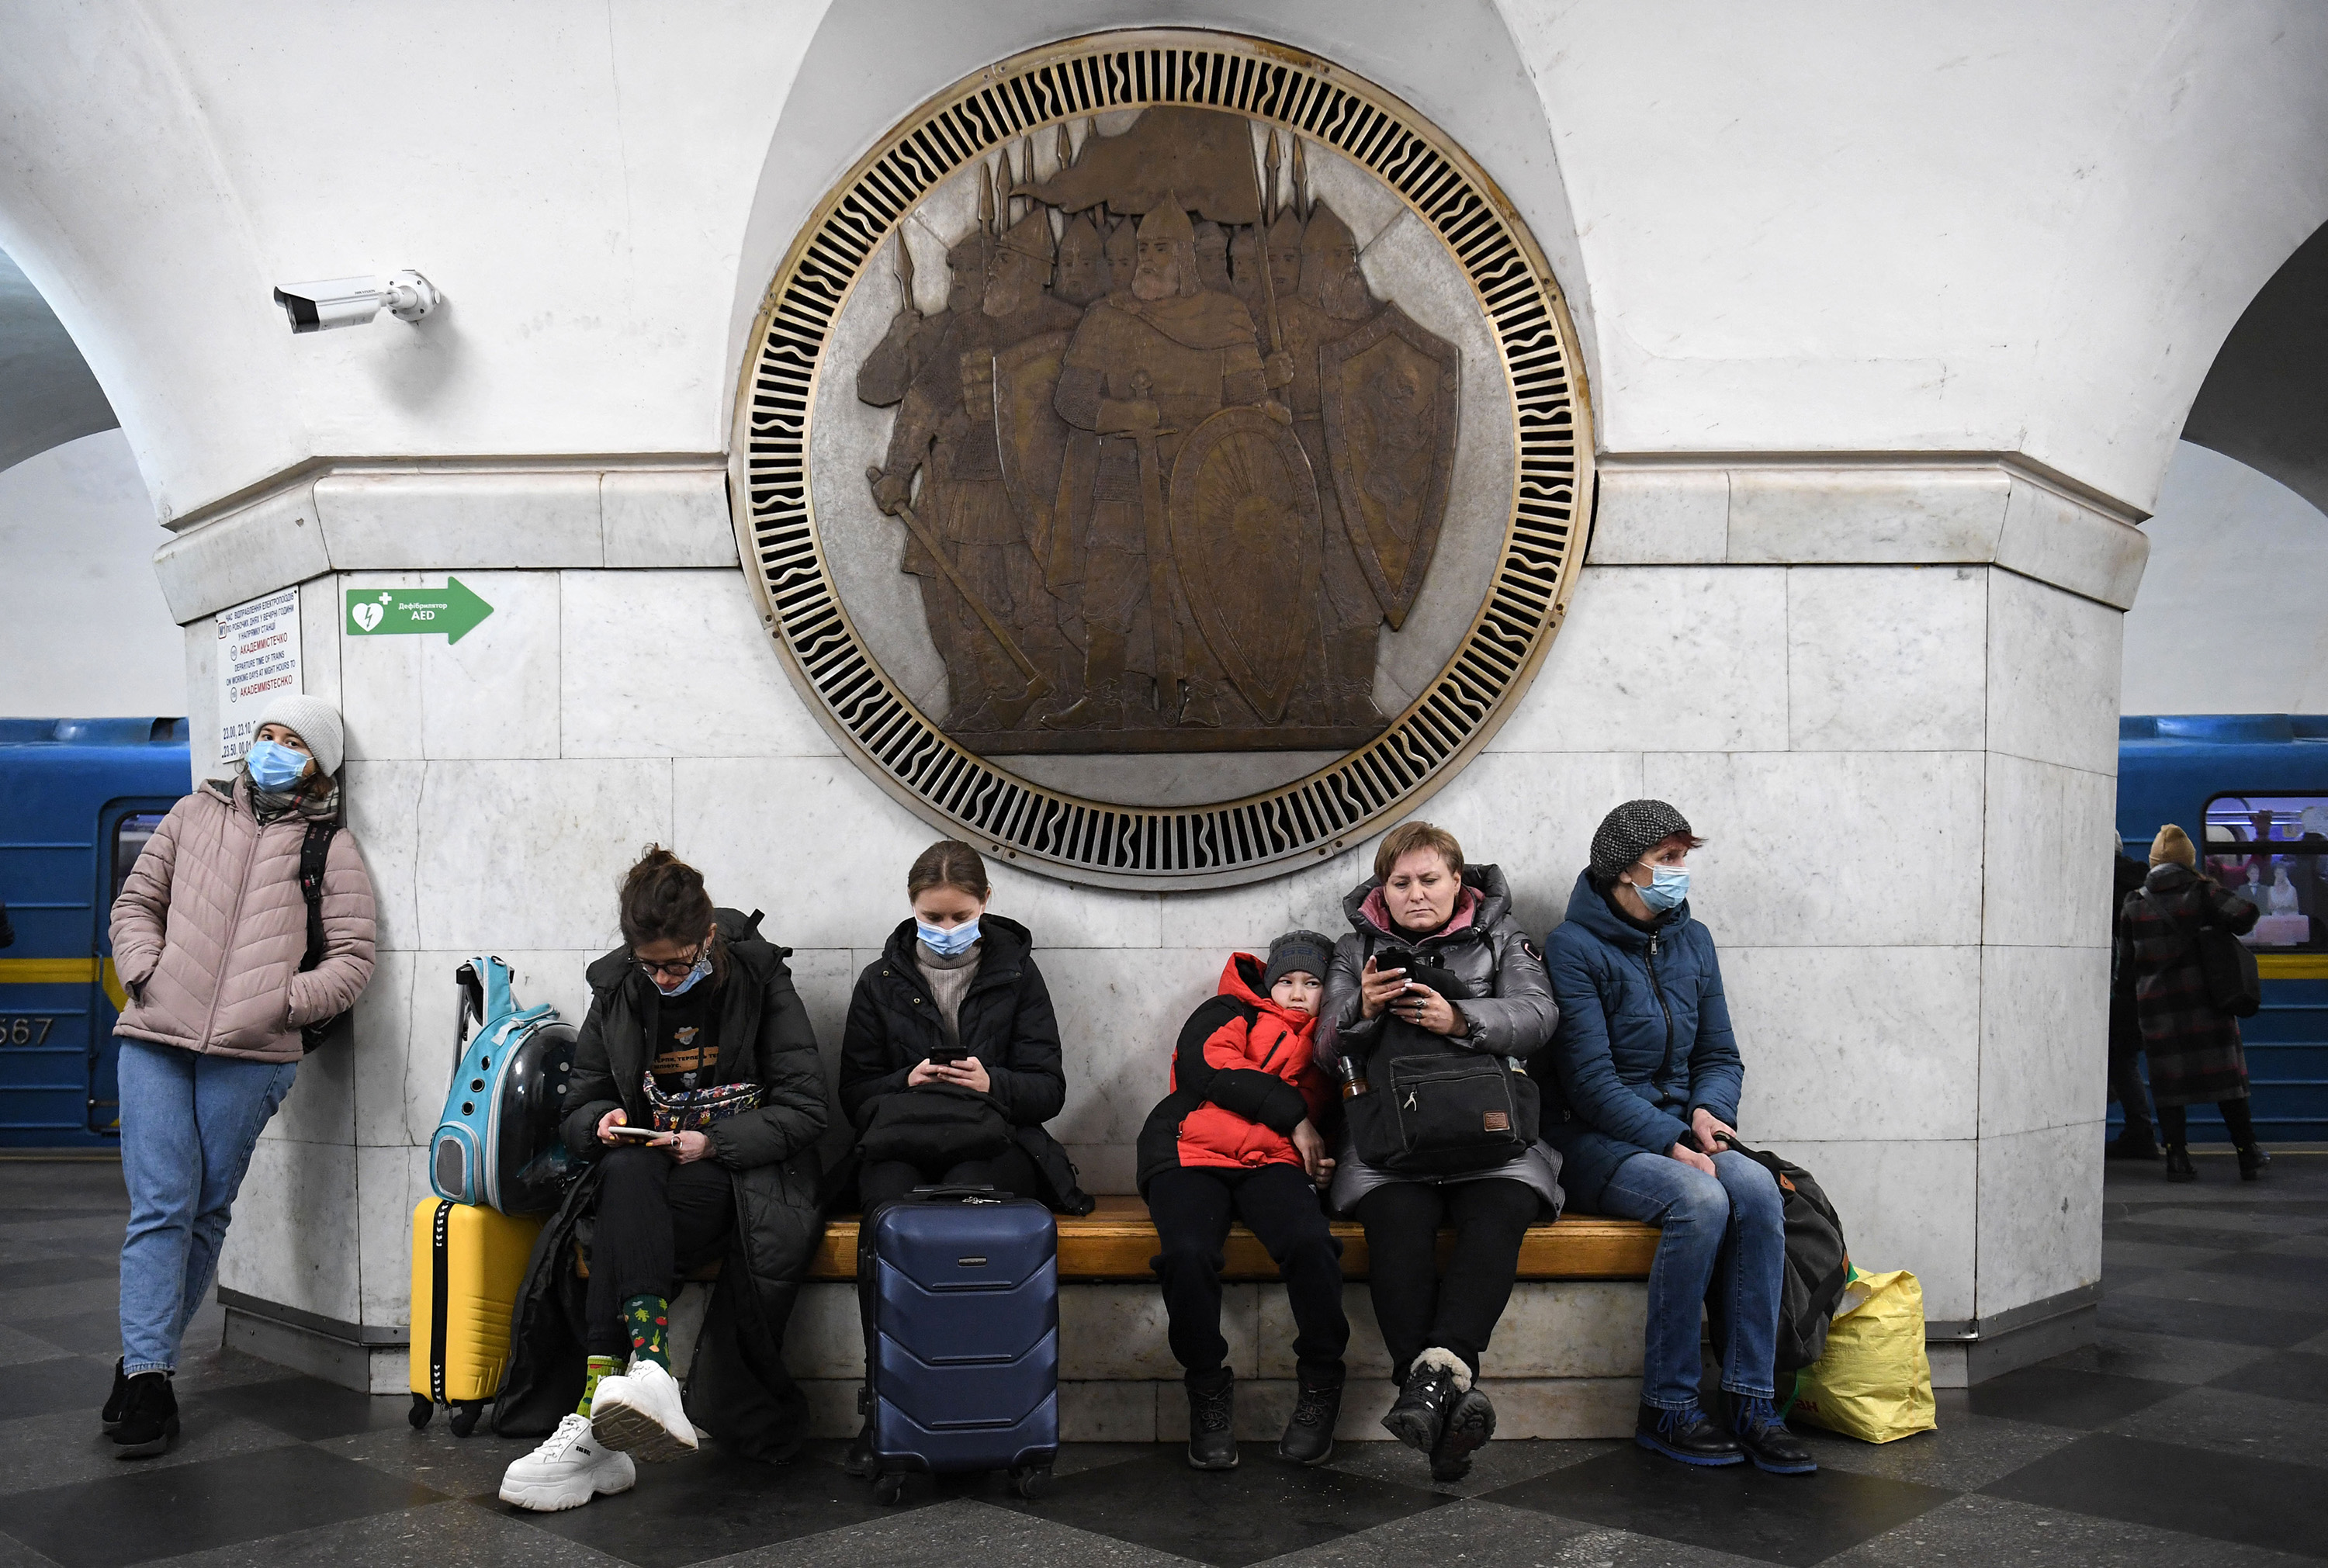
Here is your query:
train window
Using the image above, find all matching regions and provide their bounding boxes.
[110,813,168,906]
[2202,794,2328,950]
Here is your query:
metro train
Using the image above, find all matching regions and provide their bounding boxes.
[2116,715,2328,1144]
[0,719,189,1150]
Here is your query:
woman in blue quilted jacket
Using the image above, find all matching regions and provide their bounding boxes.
[1541,800,1814,1476]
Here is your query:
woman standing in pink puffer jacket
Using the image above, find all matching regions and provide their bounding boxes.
[103,693,376,1457]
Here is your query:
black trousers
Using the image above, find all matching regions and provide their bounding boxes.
[585,1147,735,1358]
[1355,1177,1540,1381]
[1148,1164,1349,1386]
[2109,999,2155,1142]
[855,1144,1043,1376]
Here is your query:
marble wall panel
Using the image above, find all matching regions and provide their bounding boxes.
[1155,836,1384,953]
[559,570,833,760]
[1586,469,1728,566]
[262,1023,356,1147]
[1994,476,2150,611]
[1786,566,1987,752]
[182,618,219,783]
[355,1142,430,1329]
[152,484,330,624]
[1727,469,2009,565]
[334,572,426,762]
[413,570,562,760]
[1495,567,1788,756]
[779,1282,862,1380]
[600,470,738,569]
[296,572,343,711]
[414,760,673,951]
[1256,1282,1644,1381]
[1421,750,1658,941]
[1766,1137,1976,1320]
[341,760,424,952]
[1976,1120,2104,1319]
[217,1138,361,1323]
[314,473,604,570]
[1059,1283,1257,1380]
[1643,752,1985,948]
[1981,944,2111,1140]
[1723,946,1981,1143]
[1987,569,2123,777]
[1059,1382,1163,1444]
[1982,753,2117,950]
[1038,947,1222,1161]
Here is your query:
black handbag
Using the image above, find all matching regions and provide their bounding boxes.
[1345,961,1539,1175]
[2150,888,2262,1019]
[856,1083,1012,1167]
[1711,1133,1851,1372]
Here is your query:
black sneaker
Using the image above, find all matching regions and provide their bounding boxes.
[1730,1394,1817,1474]
[1186,1369,1237,1471]
[1277,1376,1341,1466]
[102,1359,131,1430]
[1430,1385,1496,1482]
[2165,1146,2198,1182]
[1634,1400,1743,1466]
[1381,1351,1462,1454]
[110,1371,178,1459]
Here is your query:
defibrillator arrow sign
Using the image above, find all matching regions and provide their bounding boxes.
[345,579,495,645]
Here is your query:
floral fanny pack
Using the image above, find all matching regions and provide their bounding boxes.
[642,1071,764,1133]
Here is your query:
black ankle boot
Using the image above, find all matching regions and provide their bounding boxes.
[1278,1375,1342,1466]
[1634,1400,1743,1466]
[2165,1146,2198,1182]
[2238,1143,2272,1181]
[1186,1369,1237,1471]
[1730,1394,1816,1474]
[1431,1385,1497,1482]
[102,1359,131,1430]
[110,1372,177,1459]
[1381,1351,1463,1455]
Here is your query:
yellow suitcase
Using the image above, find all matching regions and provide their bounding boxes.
[407,1196,543,1435]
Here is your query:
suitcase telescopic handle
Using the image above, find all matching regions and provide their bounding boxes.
[909,1183,1002,1202]
[452,961,483,1090]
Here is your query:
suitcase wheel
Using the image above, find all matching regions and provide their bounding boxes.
[449,1400,484,1438]
[407,1393,433,1431]
[1010,1465,1051,1501]
[872,1472,907,1507]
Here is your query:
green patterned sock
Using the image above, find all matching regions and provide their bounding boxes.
[577,1354,622,1415]
[622,1293,672,1371]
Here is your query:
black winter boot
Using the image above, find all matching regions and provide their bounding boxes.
[1381,1348,1464,1455]
[1730,1394,1817,1474]
[1186,1369,1237,1471]
[2105,1130,2160,1161]
[110,1371,177,1459]
[1634,1400,1743,1466]
[1277,1374,1341,1466]
[102,1359,131,1429]
[2238,1144,2272,1181]
[2164,1146,2198,1182]
[1430,1384,1497,1482]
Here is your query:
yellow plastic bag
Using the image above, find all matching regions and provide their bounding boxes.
[1788,1268,1936,1444]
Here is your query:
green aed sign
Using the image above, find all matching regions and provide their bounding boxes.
[345,579,495,645]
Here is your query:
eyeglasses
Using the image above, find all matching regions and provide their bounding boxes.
[634,939,711,981]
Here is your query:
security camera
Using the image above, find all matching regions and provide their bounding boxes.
[272,269,440,333]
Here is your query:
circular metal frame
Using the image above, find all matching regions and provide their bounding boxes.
[730,28,1594,890]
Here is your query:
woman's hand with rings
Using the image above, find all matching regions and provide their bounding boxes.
[653,1130,713,1164]
[1358,955,1408,1021]
[1391,982,1460,1037]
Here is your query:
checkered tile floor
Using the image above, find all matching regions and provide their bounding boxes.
[2,1154,2324,1568]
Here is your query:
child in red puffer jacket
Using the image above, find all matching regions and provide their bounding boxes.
[1136,932,1349,1472]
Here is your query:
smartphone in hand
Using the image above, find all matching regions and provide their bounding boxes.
[605,1124,663,1143]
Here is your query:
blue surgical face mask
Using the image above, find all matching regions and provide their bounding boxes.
[657,948,714,997]
[917,918,982,958]
[1633,860,1689,913]
[245,739,310,792]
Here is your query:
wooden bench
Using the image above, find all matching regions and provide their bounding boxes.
[805,1196,1658,1281]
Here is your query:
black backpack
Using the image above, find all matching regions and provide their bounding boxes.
[1713,1134,1851,1372]
[1342,958,1540,1175]
[296,821,354,1054]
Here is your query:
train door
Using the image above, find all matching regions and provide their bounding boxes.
[2198,793,2328,1143]
[87,800,176,1135]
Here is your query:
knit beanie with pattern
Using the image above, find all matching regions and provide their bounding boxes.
[1263,929,1335,992]
[1588,799,1694,886]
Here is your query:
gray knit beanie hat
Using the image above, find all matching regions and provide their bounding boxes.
[1588,799,1693,886]
[1263,929,1335,991]
[254,692,345,776]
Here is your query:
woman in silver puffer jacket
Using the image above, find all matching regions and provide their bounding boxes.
[106,693,376,1457]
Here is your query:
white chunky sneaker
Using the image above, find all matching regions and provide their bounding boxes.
[499,1413,636,1511]
[589,1358,699,1462]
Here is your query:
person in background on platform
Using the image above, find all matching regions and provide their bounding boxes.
[2108,832,2160,1160]
[1318,821,1561,1483]
[1542,800,1814,1476]
[835,839,1093,1476]
[106,694,375,1459]
[500,847,827,1512]
[2121,825,2270,1182]
[1138,931,1349,1470]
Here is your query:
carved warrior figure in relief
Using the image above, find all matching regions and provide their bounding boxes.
[854,104,1460,752]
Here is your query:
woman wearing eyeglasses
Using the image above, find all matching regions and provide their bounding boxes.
[498,846,828,1514]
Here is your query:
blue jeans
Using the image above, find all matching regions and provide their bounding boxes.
[1596,1149,1785,1409]
[117,1040,297,1375]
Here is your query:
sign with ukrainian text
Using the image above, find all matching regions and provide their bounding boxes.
[345,579,495,645]
[215,585,301,767]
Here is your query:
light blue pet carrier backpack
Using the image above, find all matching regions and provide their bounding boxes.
[429,956,578,1215]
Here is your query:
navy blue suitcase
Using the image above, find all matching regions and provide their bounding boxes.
[865,1186,1058,1503]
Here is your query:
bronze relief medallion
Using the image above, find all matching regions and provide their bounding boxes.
[734,31,1592,888]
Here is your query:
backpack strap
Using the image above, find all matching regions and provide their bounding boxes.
[297,821,338,975]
